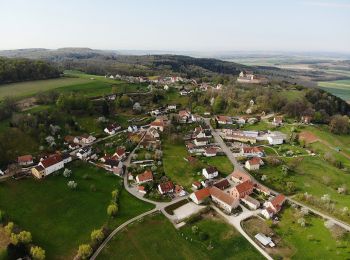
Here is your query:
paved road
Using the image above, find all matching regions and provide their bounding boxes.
[90,208,159,260]
[204,118,350,232]
[212,206,273,260]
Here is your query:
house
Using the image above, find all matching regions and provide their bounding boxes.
[179,89,189,96]
[241,146,264,157]
[215,115,232,125]
[236,117,246,125]
[213,179,230,190]
[158,181,175,194]
[150,119,165,132]
[230,181,254,199]
[194,137,209,146]
[37,154,64,176]
[230,170,252,183]
[186,156,198,164]
[64,135,75,144]
[255,183,271,195]
[178,110,191,123]
[175,185,186,197]
[272,116,283,126]
[113,147,126,161]
[191,114,201,122]
[242,195,260,210]
[136,170,153,184]
[224,133,256,144]
[76,147,92,159]
[203,147,217,157]
[245,157,264,171]
[192,181,202,190]
[167,104,177,111]
[262,194,286,219]
[267,131,286,145]
[237,71,265,84]
[210,186,239,213]
[202,166,218,179]
[190,187,211,204]
[149,128,160,139]
[301,116,312,124]
[104,159,120,169]
[138,185,147,194]
[18,155,33,166]
[81,134,96,144]
[104,124,121,135]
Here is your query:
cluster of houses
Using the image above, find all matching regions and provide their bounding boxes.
[64,134,96,150]
[149,104,177,117]
[177,110,201,124]
[215,115,259,126]
[190,169,286,218]
[130,169,186,197]
[104,123,121,135]
[185,125,223,157]
[220,129,287,145]
[106,74,191,85]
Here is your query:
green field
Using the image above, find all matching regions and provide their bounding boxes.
[243,207,350,259]
[162,138,234,189]
[318,79,350,102]
[0,71,149,101]
[0,161,153,259]
[98,212,263,260]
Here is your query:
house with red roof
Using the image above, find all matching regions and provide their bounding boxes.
[230,181,254,199]
[113,147,126,161]
[230,170,252,183]
[136,170,153,184]
[245,157,264,171]
[272,116,283,126]
[138,185,147,194]
[178,110,191,123]
[215,115,233,125]
[192,181,202,190]
[210,186,239,213]
[104,123,121,135]
[262,194,286,219]
[204,147,217,157]
[32,154,64,177]
[241,146,264,157]
[150,119,165,132]
[158,181,175,194]
[190,187,211,204]
[18,155,33,166]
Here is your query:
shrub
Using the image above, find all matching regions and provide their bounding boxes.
[30,246,46,260]
[91,229,104,244]
[77,244,93,260]
[107,203,118,217]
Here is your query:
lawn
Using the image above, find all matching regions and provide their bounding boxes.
[0,161,153,259]
[254,155,350,223]
[162,137,234,189]
[318,79,350,102]
[98,212,263,260]
[0,77,90,100]
[243,207,350,259]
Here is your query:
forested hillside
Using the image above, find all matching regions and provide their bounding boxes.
[0,57,61,84]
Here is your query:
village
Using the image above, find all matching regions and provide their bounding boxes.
[0,69,349,260]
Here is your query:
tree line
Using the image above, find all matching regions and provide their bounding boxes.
[0,57,61,84]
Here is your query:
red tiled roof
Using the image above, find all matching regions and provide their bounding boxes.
[179,110,190,117]
[115,147,126,157]
[205,166,218,174]
[205,147,217,155]
[193,187,211,201]
[234,181,254,195]
[271,194,286,208]
[248,157,263,166]
[210,186,237,206]
[151,119,165,127]
[40,154,62,168]
[18,155,33,163]
[243,146,263,153]
[159,181,174,193]
[192,181,201,187]
[136,170,153,182]
[214,179,230,190]
[230,170,251,182]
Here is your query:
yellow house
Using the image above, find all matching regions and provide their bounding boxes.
[31,165,45,179]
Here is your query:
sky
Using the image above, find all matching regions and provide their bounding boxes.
[0,0,350,53]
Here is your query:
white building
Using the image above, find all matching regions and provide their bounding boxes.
[39,155,64,176]
[202,166,218,179]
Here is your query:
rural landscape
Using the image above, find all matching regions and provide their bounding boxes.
[1,1,350,260]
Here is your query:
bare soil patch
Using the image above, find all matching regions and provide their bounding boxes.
[299,131,319,143]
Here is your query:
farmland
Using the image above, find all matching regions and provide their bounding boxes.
[0,161,153,259]
[98,212,263,260]
[318,79,350,103]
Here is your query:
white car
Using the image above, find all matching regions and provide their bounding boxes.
[0,170,4,176]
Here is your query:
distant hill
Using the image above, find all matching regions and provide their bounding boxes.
[0,48,248,79]
[0,56,61,84]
